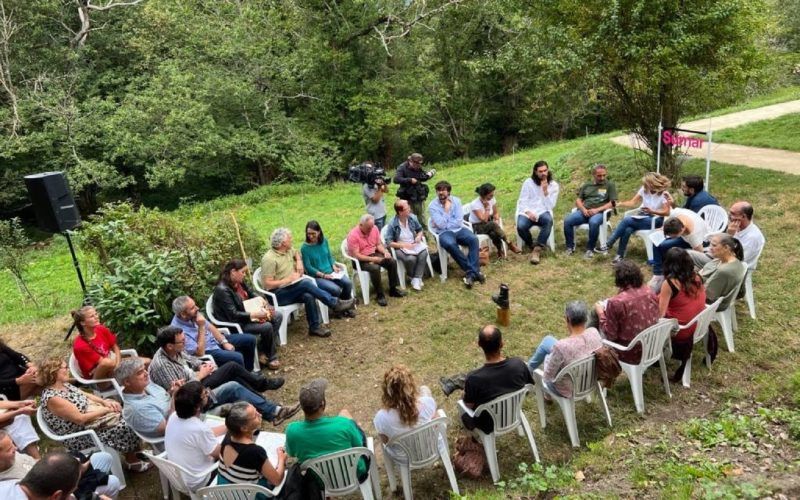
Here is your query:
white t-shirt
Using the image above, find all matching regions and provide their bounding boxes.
[637,187,668,211]
[0,481,27,499]
[398,219,415,243]
[671,208,707,249]
[373,396,437,440]
[468,197,496,223]
[164,414,217,491]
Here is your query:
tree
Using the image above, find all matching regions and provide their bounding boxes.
[541,0,769,178]
[0,217,37,304]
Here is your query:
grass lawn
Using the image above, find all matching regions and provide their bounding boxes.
[3,91,800,496]
[712,112,800,152]
[686,84,800,120]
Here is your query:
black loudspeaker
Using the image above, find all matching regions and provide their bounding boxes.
[24,172,81,232]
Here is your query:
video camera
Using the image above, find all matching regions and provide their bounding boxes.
[348,162,390,188]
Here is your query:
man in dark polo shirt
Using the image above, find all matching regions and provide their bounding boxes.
[460,325,533,434]
[563,164,618,259]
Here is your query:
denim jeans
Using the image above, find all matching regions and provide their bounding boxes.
[315,275,353,300]
[563,210,605,250]
[527,335,558,371]
[212,381,278,421]
[208,332,256,370]
[516,212,554,249]
[437,228,480,278]
[606,215,663,257]
[203,359,268,394]
[273,280,336,330]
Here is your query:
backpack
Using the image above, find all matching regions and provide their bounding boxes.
[594,346,621,388]
[278,463,323,500]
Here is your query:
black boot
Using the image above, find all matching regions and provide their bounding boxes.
[439,373,467,397]
[492,283,510,309]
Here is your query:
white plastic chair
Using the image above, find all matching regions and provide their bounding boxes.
[205,295,261,370]
[339,238,384,305]
[698,205,728,237]
[712,274,748,353]
[462,206,506,256]
[68,350,135,401]
[300,444,382,499]
[569,207,613,249]
[456,385,540,483]
[251,268,329,345]
[602,318,677,414]
[197,480,285,499]
[381,412,459,499]
[533,355,612,448]
[144,450,218,500]
[676,298,722,388]
[622,208,661,261]
[515,221,556,253]
[379,224,435,289]
[36,406,127,490]
[739,245,764,320]
[427,218,487,283]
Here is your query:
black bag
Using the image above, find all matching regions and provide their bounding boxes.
[278,463,323,500]
[429,252,442,275]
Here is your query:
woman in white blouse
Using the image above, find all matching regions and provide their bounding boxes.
[468,183,521,258]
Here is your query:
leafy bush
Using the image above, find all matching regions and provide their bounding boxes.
[0,217,37,305]
[80,202,263,354]
[496,462,575,495]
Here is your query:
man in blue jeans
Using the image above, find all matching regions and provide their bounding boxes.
[170,295,260,371]
[429,180,485,288]
[563,164,618,259]
[516,160,560,264]
[261,228,355,338]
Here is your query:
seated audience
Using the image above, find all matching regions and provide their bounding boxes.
[37,357,149,472]
[457,325,533,433]
[516,160,559,264]
[301,220,356,314]
[602,172,671,263]
[347,214,407,306]
[648,218,692,291]
[658,248,707,380]
[171,295,258,371]
[217,401,287,491]
[700,234,748,311]
[0,450,81,499]
[563,164,617,259]
[165,381,226,492]
[0,399,39,459]
[528,301,603,397]
[212,260,283,368]
[384,200,430,291]
[429,180,485,288]
[148,327,298,425]
[261,229,355,336]
[467,183,521,258]
[667,208,707,251]
[285,379,369,481]
[593,260,659,364]
[0,433,121,499]
[0,340,39,401]
[114,357,175,439]
[689,201,765,270]
[71,306,148,383]
[374,365,438,449]
[665,174,718,212]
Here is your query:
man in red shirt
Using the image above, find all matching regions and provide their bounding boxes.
[347,214,407,307]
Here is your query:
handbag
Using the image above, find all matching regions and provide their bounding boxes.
[453,434,486,479]
[84,402,121,430]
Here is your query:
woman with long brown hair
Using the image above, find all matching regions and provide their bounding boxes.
[373,365,438,446]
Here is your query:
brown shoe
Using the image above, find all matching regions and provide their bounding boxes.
[529,246,541,265]
[508,241,523,254]
[272,402,301,426]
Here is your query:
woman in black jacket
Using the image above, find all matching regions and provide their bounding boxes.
[0,339,39,400]
[212,259,283,370]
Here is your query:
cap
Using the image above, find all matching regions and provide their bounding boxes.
[298,378,328,413]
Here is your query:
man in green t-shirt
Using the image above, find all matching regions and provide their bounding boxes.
[285,379,368,481]
[563,164,617,259]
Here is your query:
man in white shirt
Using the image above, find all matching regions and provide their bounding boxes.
[164,381,226,492]
[689,201,765,269]
[0,451,82,500]
[516,160,560,264]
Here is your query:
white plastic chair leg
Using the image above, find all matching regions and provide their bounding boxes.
[479,433,500,483]
[556,397,580,448]
[358,271,371,305]
[731,306,738,332]
[278,315,289,346]
[717,310,735,352]
[745,275,756,319]
[383,451,398,492]
[598,386,613,428]
[659,357,672,400]
[439,445,460,495]
[319,301,329,324]
[682,353,693,388]
[102,447,126,490]
[627,365,645,414]
[158,471,169,499]
[369,458,382,500]
[358,480,376,500]
[533,374,548,429]
[438,248,448,282]
[399,464,413,500]
[519,414,541,463]
[396,260,407,289]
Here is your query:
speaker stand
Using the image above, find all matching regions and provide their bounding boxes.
[63,230,90,341]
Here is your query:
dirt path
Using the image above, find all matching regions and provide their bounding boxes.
[611,99,800,175]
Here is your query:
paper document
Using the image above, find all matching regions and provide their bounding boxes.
[400,241,427,256]
[329,269,345,280]
[243,297,265,313]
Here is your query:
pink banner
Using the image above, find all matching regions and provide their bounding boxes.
[662,130,705,148]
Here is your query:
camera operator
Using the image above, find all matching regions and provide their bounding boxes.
[394,152,435,231]
[361,161,389,231]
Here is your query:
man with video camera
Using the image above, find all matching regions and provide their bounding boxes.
[394,152,435,231]
[361,161,389,231]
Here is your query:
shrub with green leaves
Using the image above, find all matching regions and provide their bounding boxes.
[0,217,37,305]
[80,202,263,354]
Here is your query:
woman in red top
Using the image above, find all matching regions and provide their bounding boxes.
[71,307,148,383]
[658,247,707,380]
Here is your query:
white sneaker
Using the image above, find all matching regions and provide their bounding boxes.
[411,278,422,291]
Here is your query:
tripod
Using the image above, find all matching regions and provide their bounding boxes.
[63,230,90,341]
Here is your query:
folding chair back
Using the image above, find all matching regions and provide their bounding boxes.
[301,447,376,498]
[698,205,728,236]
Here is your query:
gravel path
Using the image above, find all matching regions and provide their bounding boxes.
[611,99,800,175]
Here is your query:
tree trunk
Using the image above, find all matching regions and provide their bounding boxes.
[501,132,518,155]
